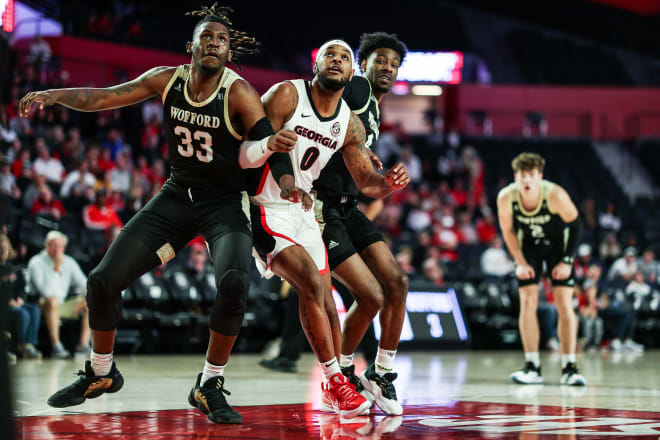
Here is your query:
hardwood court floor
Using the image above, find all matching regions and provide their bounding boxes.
[11,350,660,439]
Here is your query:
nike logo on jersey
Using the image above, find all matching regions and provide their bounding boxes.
[301,113,313,118]
[174,84,182,92]
[328,240,339,250]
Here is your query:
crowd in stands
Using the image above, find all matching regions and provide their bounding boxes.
[1,41,658,361]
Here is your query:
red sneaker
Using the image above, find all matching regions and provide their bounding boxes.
[325,373,370,418]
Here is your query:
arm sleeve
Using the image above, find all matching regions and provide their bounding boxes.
[342,76,371,114]
[561,216,583,263]
[238,117,276,169]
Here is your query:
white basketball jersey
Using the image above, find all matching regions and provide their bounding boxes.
[251,79,351,206]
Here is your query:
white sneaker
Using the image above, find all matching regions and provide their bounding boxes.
[560,362,586,386]
[359,364,403,416]
[623,339,644,352]
[610,338,623,352]
[510,362,544,384]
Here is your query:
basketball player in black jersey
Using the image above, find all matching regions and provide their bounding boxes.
[19,4,307,424]
[497,153,586,386]
[313,33,409,415]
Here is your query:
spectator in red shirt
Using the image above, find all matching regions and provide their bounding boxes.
[83,190,123,232]
[31,184,65,220]
[476,211,497,244]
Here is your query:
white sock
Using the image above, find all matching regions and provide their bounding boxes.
[375,347,397,375]
[320,357,341,383]
[524,352,540,368]
[91,351,113,376]
[201,360,226,385]
[561,353,576,368]
[339,353,354,368]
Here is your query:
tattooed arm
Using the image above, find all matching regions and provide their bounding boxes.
[341,112,410,199]
[19,66,175,116]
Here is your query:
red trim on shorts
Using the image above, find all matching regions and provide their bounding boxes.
[319,245,330,275]
[256,163,271,195]
[259,206,301,245]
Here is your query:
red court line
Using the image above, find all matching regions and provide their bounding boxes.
[15,401,660,439]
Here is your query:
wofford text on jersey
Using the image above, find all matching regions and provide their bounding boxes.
[170,106,222,129]
[294,125,338,149]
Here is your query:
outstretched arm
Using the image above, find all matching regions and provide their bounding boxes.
[19,66,175,116]
[341,112,409,199]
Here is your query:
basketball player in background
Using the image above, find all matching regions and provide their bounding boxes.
[497,152,586,386]
[19,3,308,424]
[239,39,409,418]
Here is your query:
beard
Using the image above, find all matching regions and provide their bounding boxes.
[317,71,348,91]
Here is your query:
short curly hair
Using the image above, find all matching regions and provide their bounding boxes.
[357,32,407,72]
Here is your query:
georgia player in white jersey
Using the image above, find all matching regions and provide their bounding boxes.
[238,39,410,418]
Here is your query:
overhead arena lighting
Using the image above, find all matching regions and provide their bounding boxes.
[411,85,443,96]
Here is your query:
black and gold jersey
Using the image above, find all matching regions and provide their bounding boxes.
[504,180,568,248]
[162,65,245,194]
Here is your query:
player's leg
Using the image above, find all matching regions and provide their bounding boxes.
[357,240,408,415]
[187,230,251,424]
[47,185,196,407]
[511,262,544,385]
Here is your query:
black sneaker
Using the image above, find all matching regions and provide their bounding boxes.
[340,365,364,393]
[47,360,124,408]
[510,361,544,384]
[359,363,402,416]
[560,362,587,386]
[258,356,297,373]
[188,373,242,424]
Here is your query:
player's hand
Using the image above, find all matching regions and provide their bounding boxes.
[280,186,313,211]
[19,90,59,118]
[552,262,572,280]
[385,162,410,190]
[367,149,383,170]
[515,263,536,280]
[267,129,297,153]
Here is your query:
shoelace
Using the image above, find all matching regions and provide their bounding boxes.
[375,372,398,400]
[342,367,363,392]
[209,377,231,397]
[336,382,360,403]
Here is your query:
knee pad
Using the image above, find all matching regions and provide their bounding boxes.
[210,269,249,335]
[86,270,122,331]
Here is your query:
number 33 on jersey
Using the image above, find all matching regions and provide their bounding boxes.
[163,65,246,193]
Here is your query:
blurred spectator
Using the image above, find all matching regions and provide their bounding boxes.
[475,211,497,244]
[374,131,401,168]
[0,156,21,199]
[578,278,603,352]
[395,245,416,277]
[580,197,598,245]
[418,257,446,287]
[60,160,96,198]
[449,179,468,208]
[142,97,163,125]
[455,209,477,244]
[398,146,422,184]
[599,232,621,267]
[0,108,18,146]
[1,235,42,360]
[625,270,651,306]
[574,243,602,284]
[97,148,116,173]
[480,236,514,280]
[83,190,124,232]
[108,150,132,193]
[607,247,638,285]
[33,138,64,184]
[148,158,167,188]
[102,128,125,160]
[431,216,459,262]
[27,36,52,67]
[26,231,90,359]
[405,196,431,233]
[598,202,621,233]
[461,146,484,205]
[637,248,658,284]
[31,185,65,220]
